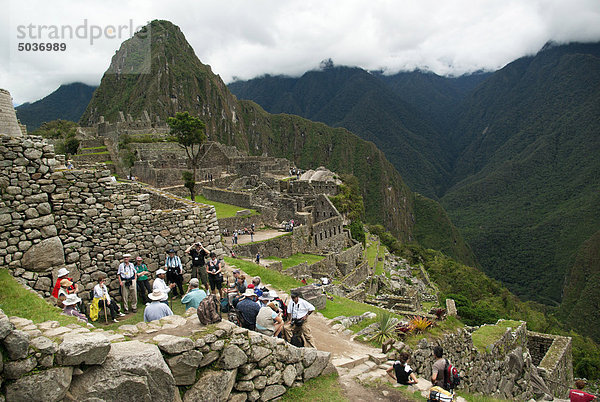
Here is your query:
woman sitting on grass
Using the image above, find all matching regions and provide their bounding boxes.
[387,351,419,385]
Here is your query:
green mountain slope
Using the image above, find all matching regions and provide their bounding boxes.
[16,82,96,131]
[442,43,600,305]
[229,67,451,198]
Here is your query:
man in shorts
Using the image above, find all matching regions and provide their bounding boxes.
[185,242,209,292]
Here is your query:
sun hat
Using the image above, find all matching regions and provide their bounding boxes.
[269,290,278,298]
[259,293,274,301]
[60,279,73,287]
[148,290,164,301]
[243,289,257,298]
[123,253,132,258]
[62,293,81,306]
[155,268,167,275]
[168,248,176,253]
[57,268,69,277]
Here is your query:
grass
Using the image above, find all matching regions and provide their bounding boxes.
[267,253,325,270]
[321,294,401,322]
[366,239,378,268]
[191,195,259,219]
[374,245,386,276]
[81,146,107,150]
[280,373,347,401]
[224,257,305,292]
[0,269,82,327]
[471,320,523,352]
[77,151,110,156]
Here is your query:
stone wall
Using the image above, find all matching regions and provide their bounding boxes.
[398,321,535,400]
[285,244,363,279]
[203,186,254,209]
[342,261,371,288]
[0,308,333,402]
[0,89,23,138]
[233,233,297,259]
[528,331,573,398]
[0,134,223,302]
[312,216,346,251]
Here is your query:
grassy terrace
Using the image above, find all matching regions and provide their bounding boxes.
[267,253,325,270]
[191,195,259,219]
[471,320,523,352]
[81,146,107,150]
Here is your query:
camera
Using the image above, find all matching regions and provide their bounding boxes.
[291,318,304,326]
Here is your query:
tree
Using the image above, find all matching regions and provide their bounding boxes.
[167,112,206,189]
[63,137,80,158]
[182,171,196,201]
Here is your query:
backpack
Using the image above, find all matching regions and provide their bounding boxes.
[443,359,460,390]
[220,298,230,313]
[197,294,221,325]
[428,386,454,402]
[274,297,288,321]
[290,333,304,348]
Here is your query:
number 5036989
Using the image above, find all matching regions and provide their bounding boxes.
[17,43,66,51]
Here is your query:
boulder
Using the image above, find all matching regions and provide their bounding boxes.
[0,316,14,339]
[68,341,176,402]
[5,367,73,402]
[154,334,195,354]
[219,344,248,369]
[251,345,272,362]
[183,369,237,402]
[2,329,30,360]
[56,332,110,365]
[282,364,297,387]
[303,351,331,381]
[3,356,37,379]
[21,236,64,271]
[30,336,58,354]
[166,350,204,385]
[199,350,220,367]
[260,385,286,401]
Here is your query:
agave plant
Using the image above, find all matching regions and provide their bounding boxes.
[369,312,397,345]
[409,316,433,333]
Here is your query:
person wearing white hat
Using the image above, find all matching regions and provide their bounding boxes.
[62,294,92,326]
[143,290,173,322]
[236,289,260,330]
[117,253,137,314]
[51,267,79,300]
[153,269,176,303]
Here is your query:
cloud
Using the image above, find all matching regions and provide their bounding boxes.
[1,0,599,104]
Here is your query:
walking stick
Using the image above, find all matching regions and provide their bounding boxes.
[103,295,108,324]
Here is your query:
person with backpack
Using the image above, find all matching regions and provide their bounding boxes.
[429,346,460,401]
[285,291,316,348]
[387,351,418,385]
[431,346,447,389]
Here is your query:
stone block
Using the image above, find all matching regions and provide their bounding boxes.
[5,366,73,402]
[183,369,237,402]
[21,236,64,271]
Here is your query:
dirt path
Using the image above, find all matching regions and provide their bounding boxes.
[227,229,288,246]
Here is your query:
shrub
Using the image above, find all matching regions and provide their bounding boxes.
[369,312,396,345]
[409,316,433,333]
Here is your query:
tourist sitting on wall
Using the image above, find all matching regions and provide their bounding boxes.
[62,293,93,327]
[185,242,210,292]
[206,252,224,299]
[181,278,206,310]
[236,289,260,330]
[165,249,184,298]
[52,267,79,301]
[270,290,288,322]
[144,290,174,322]
[153,269,176,304]
[256,298,284,337]
[251,276,264,297]
[284,291,316,348]
[91,274,122,323]
[135,256,152,305]
[387,351,418,385]
[57,278,74,308]
[117,253,138,314]
[570,380,597,401]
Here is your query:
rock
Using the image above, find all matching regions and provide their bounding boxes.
[68,341,176,402]
[248,389,260,402]
[56,332,110,365]
[253,375,267,390]
[44,326,71,338]
[37,321,60,331]
[251,345,272,362]
[30,336,58,354]
[229,393,248,402]
[0,316,14,339]
[303,351,331,381]
[199,350,220,367]
[3,356,37,379]
[303,348,317,367]
[261,385,286,401]
[2,329,30,360]
[235,380,255,392]
[154,334,195,355]
[166,350,204,385]
[117,324,139,336]
[283,364,297,387]
[219,344,248,369]
[21,236,64,271]
[267,370,282,385]
[5,367,73,402]
[184,369,237,402]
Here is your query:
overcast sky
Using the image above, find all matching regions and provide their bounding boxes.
[1,0,600,105]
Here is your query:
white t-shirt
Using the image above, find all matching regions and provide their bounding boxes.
[153,277,171,301]
[93,284,111,303]
[287,297,315,320]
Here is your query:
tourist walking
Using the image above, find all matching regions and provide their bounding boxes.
[117,253,138,313]
[165,249,184,298]
[185,242,209,292]
[135,256,152,305]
